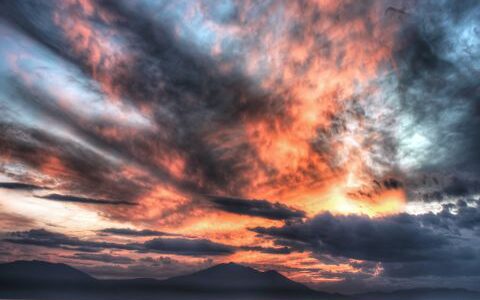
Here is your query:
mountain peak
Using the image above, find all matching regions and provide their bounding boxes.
[162,262,314,293]
[208,262,255,271]
[0,260,341,298]
[0,260,93,283]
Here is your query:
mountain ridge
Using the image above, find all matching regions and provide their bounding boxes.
[160,261,319,294]
[0,259,94,283]
[0,260,478,300]
[0,260,341,299]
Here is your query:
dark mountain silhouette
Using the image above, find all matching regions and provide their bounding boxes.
[0,260,343,300]
[0,260,478,300]
[0,260,94,284]
[0,260,95,300]
[161,262,315,292]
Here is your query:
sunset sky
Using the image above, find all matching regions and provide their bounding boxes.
[0,0,480,294]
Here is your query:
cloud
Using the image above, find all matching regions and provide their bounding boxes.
[63,253,135,265]
[143,238,235,256]
[99,228,176,237]
[36,194,136,206]
[0,123,146,207]
[251,212,474,262]
[239,245,292,254]
[4,228,236,257]
[251,206,480,289]
[388,0,480,203]
[207,195,305,221]
[0,0,274,198]
[4,229,134,252]
[419,199,480,231]
[0,182,46,190]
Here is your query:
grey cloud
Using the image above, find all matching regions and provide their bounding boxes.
[419,199,480,231]
[392,0,480,203]
[0,182,46,191]
[4,229,235,257]
[252,212,472,262]
[36,194,136,206]
[0,123,146,206]
[207,195,306,221]
[239,245,292,254]
[143,238,235,256]
[99,228,176,237]
[3,229,135,252]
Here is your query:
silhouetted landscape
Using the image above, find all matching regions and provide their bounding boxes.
[0,261,478,300]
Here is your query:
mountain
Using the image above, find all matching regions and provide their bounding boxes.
[0,260,96,300]
[0,260,94,284]
[0,260,342,300]
[161,262,315,292]
[1,260,478,300]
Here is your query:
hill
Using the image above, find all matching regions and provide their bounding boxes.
[0,260,341,299]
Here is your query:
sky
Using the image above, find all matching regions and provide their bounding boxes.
[0,0,479,294]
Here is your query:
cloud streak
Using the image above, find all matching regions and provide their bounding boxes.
[0,182,46,191]
[36,194,136,206]
[207,196,305,221]
[99,228,176,237]
[4,229,235,257]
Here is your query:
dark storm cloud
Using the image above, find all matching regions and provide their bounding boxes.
[0,1,74,66]
[239,245,292,254]
[99,226,295,255]
[92,2,281,195]
[0,123,145,204]
[392,0,480,203]
[251,199,480,287]
[377,178,403,190]
[0,182,46,191]
[419,199,480,231]
[251,206,480,286]
[3,228,236,257]
[441,178,480,201]
[252,212,473,262]
[143,238,235,256]
[3,79,190,198]
[207,195,306,221]
[412,175,480,204]
[99,228,175,237]
[0,0,284,201]
[442,177,476,197]
[36,194,136,206]
[3,229,135,252]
